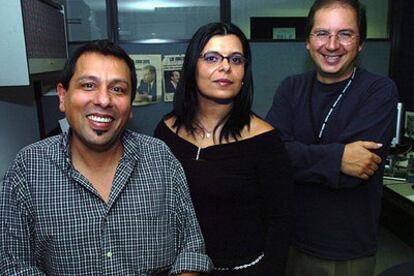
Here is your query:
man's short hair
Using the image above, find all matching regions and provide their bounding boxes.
[143,65,156,75]
[60,40,137,102]
[305,0,367,45]
[170,70,179,79]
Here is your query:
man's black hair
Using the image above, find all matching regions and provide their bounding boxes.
[305,0,367,45]
[60,40,137,102]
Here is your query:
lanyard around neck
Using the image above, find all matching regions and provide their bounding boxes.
[309,67,356,142]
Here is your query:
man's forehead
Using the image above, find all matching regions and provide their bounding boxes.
[313,4,358,28]
[76,52,128,68]
[74,53,128,73]
[315,3,357,18]
[70,53,131,85]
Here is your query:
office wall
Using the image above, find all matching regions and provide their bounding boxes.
[0,86,40,184]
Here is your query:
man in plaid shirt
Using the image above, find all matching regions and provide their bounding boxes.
[0,40,211,275]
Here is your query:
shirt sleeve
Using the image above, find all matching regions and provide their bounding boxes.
[0,155,47,275]
[334,78,398,186]
[169,159,212,275]
[266,75,398,189]
[258,132,293,275]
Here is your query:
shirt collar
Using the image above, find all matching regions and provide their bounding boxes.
[59,129,140,166]
[121,129,141,162]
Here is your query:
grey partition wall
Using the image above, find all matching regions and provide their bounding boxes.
[0,87,40,184]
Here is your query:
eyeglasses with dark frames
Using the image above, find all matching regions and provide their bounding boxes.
[309,30,360,45]
[199,51,247,66]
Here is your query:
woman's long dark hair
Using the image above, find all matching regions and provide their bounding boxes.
[167,22,254,143]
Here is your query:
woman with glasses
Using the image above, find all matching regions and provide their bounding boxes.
[154,22,292,275]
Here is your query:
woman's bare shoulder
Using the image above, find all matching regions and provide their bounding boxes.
[164,116,176,130]
[248,115,274,136]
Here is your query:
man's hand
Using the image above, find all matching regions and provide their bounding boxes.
[341,141,383,180]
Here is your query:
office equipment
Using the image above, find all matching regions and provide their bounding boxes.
[381,177,414,249]
[0,0,67,87]
[404,110,414,139]
[21,0,67,74]
[383,175,407,182]
[385,103,405,176]
[406,155,414,183]
[391,102,403,147]
[0,1,29,86]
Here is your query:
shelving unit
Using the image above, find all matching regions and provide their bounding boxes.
[0,0,67,138]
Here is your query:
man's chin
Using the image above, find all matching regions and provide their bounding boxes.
[82,131,121,152]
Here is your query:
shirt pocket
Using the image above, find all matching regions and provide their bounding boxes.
[128,212,178,272]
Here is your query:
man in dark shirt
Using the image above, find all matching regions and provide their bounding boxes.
[266,1,398,275]
[165,70,180,93]
[137,64,157,101]
[0,40,211,275]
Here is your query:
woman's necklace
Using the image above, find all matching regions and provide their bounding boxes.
[197,121,213,139]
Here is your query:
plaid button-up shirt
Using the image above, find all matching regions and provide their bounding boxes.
[0,130,211,275]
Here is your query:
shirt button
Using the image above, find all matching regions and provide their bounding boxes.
[106,251,112,258]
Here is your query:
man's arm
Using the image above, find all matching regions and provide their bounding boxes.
[266,75,397,188]
[0,157,46,275]
[169,160,212,275]
[341,141,382,179]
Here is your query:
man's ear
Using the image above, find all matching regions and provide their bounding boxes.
[358,41,365,52]
[57,83,67,113]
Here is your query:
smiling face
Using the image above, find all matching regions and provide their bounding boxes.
[57,52,132,152]
[143,68,155,83]
[306,4,363,84]
[195,34,245,103]
[171,71,180,84]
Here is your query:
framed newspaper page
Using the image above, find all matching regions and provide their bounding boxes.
[129,54,162,106]
[162,54,184,102]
